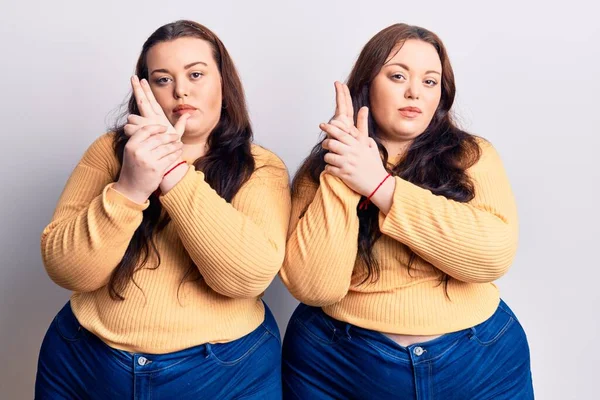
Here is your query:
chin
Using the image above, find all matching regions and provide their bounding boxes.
[184,120,202,133]
[392,126,419,138]
[182,124,212,140]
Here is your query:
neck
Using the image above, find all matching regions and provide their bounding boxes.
[381,137,412,165]
[181,134,208,163]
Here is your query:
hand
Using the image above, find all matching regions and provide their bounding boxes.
[122,76,191,193]
[124,76,179,136]
[122,77,189,148]
[113,125,184,203]
[320,82,388,197]
[326,81,363,142]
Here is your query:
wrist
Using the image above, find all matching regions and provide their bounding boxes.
[369,176,395,214]
[359,172,394,212]
[159,162,188,195]
[112,182,149,204]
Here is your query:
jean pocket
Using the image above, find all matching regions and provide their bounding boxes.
[261,302,282,346]
[54,305,84,342]
[208,326,272,366]
[294,305,343,346]
[470,305,515,346]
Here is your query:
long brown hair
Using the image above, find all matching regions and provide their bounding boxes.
[295,23,481,285]
[109,20,255,300]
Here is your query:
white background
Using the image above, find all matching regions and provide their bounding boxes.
[1,0,598,398]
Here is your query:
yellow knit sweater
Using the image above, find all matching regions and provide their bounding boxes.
[41,133,291,353]
[280,139,518,335]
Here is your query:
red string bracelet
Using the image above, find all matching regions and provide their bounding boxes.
[359,173,392,210]
[163,161,187,178]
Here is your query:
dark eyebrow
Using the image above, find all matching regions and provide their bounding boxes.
[150,61,208,75]
[385,62,441,76]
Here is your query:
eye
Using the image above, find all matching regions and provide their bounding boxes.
[190,72,203,79]
[154,77,171,86]
[424,79,438,87]
[391,73,406,81]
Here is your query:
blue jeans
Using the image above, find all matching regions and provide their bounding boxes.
[282,300,534,399]
[35,301,282,399]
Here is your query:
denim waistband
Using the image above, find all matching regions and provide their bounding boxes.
[317,299,507,364]
[57,300,276,372]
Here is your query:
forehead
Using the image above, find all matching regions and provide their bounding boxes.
[146,37,215,68]
[385,39,442,71]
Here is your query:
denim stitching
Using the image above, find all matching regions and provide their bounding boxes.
[209,331,271,366]
[136,355,197,374]
[78,329,132,370]
[412,338,463,365]
[497,302,514,318]
[317,312,339,343]
[55,314,82,342]
[414,361,420,400]
[295,318,340,346]
[355,335,411,364]
[473,317,515,346]
[428,361,433,399]
[317,311,338,333]
[261,322,281,346]
[262,325,282,346]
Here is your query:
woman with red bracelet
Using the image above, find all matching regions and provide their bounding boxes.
[36,20,289,399]
[280,23,533,399]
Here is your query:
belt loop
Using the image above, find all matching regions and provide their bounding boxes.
[345,324,352,340]
[204,343,211,359]
[468,327,476,339]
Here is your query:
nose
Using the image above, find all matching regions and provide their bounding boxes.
[404,79,420,100]
[173,79,189,100]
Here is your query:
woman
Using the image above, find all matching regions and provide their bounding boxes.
[280,23,534,399]
[36,20,290,399]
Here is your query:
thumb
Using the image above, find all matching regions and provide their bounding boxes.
[357,107,369,142]
[174,114,190,139]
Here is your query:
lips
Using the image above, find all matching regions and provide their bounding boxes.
[399,106,422,118]
[399,107,421,113]
[173,104,197,114]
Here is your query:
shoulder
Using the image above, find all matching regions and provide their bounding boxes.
[471,136,505,172]
[251,144,287,170]
[246,144,290,187]
[79,132,120,178]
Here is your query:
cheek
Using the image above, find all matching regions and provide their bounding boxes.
[150,90,178,124]
[152,91,170,113]
[209,89,222,111]
[424,92,441,118]
[196,80,222,112]
[370,101,389,130]
[370,83,397,121]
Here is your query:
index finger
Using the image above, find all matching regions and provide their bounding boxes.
[140,78,165,116]
[356,107,369,140]
[334,81,346,118]
[343,83,354,120]
[131,75,154,117]
[127,124,168,145]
